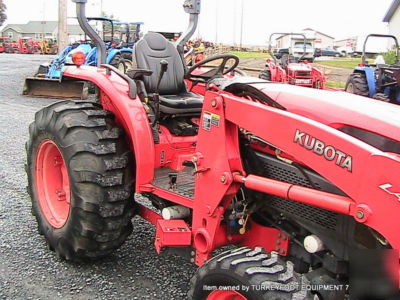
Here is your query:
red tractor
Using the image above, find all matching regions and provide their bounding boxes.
[25,1,400,299]
[0,37,8,53]
[17,37,40,54]
[259,33,326,89]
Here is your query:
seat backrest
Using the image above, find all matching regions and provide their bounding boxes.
[134,32,186,95]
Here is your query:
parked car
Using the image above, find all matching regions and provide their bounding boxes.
[320,48,340,57]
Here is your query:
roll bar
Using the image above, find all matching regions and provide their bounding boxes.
[269,32,308,62]
[72,0,107,65]
[175,0,201,56]
[72,0,201,65]
[362,34,399,65]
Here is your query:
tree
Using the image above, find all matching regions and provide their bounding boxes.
[0,0,6,27]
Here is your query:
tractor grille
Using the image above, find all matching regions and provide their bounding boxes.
[295,71,311,77]
[255,152,339,230]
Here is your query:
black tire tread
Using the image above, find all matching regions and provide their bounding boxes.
[259,69,272,81]
[188,247,313,300]
[26,100,135,261]
[345,73,369,96]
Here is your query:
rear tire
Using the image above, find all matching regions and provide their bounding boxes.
[110,54,127,73]
[259,69,271,81]
[121,52,133,71]
[188,247,314,300]
[345,73,369,97]
[26,100,135,261]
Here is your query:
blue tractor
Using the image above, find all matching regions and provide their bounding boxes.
[345,34,400,104]
[45,18,143,78]
[24,18,143,98]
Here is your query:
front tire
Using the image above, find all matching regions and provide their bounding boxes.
[259,69,271,81]
[188,247,313,300]
[26,100,135,261]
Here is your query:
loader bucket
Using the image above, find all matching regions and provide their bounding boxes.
[23,77,89,99]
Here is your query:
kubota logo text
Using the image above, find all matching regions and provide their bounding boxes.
[294,129,353,172]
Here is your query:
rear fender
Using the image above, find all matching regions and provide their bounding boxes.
[106,48,120,64]
[63,65,155,187]
[354,66,375,96]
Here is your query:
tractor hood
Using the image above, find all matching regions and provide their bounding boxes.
[258,83,400,142]
[222,77,400,142]
[286,63,313,72]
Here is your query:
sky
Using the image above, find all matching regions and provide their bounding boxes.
[1,0,394,46]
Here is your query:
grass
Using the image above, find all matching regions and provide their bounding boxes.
[316,58,374,69]
[326,81,346,89]
[228,51,271,59]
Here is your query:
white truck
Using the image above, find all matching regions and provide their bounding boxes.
[271,33,316,62]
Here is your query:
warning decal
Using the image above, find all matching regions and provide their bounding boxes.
[202,112,220,131]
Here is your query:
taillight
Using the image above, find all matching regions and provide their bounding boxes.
[72,51,86,67]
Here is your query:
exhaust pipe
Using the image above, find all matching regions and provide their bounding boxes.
[72,0,106,66]
[175,0,201,57]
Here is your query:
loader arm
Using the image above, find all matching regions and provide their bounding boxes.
[191,90,400,263]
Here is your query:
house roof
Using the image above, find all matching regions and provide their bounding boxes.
[2,21,58,33]
[1,21,84,35]
[303,28,334,39]
[383,0,400,22]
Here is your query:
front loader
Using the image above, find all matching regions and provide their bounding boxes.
[25,0,400,299]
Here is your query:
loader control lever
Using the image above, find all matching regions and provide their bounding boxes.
[151,60,169,127]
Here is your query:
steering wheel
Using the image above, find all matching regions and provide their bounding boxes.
[185,54,240,82]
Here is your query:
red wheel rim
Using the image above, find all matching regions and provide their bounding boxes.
[35,139,71,228]
[207,290,247,300]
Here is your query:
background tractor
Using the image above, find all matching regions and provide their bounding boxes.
[0,36,8,53]
[17,37,40,54]
[24,0,400,299]
[23,17,142,99]
[259,33,326,89]
[39,38,58,55]
[345,34,400,104]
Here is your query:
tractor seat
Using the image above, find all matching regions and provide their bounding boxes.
[160,93,203,114]
[134,32,203,114]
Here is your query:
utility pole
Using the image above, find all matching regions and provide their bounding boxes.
[239,0,244,49]
[215,0,218,44]
[233,0,237,46]
[58,0,68,53]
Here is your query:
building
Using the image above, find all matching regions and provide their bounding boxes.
[275,29,335,50]
[1,21,84,43]
[334,38,356,49]
[383,0,400,40]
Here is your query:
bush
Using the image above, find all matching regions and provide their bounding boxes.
[383,50,398,64]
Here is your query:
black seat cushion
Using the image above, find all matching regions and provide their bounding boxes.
[135,32,187,95]
[160,92,203,114]
[134,32,203,114]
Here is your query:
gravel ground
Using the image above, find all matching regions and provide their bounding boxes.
[0,54,197,300]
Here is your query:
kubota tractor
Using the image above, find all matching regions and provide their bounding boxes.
[259,33,326,89]
[17,37,40,54]
[25,0,400,299]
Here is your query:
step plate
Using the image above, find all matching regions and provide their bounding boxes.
[152,167,195,198]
